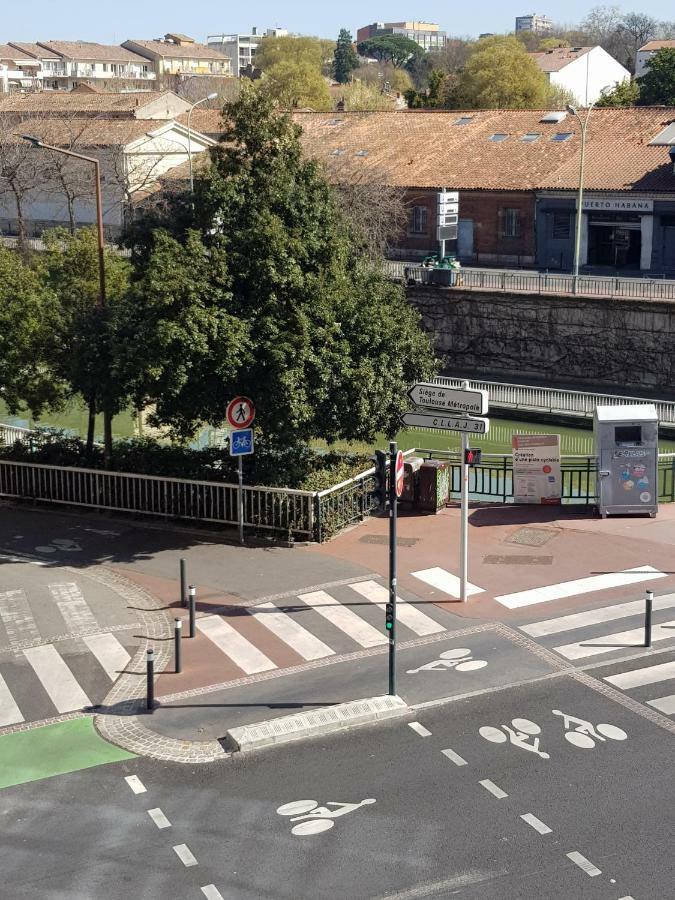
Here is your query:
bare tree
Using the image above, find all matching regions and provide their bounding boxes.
[42,118,93,235]
[0,119,40,246]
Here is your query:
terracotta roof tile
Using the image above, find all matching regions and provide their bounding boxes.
[37,41,148,63]
[639,40,675,52]
[176,108,225,135]
[123,39,229,60]
[0,91,163,115]
[7,42,60,60]
[530,47,593,72]
[4,117,166,147]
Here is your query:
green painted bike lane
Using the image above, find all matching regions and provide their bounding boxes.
[0,718,134,790]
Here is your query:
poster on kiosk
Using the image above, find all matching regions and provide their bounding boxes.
[512,434,562,504]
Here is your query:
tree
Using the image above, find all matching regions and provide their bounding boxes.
[458,36,550,108]
[255,35,333,72]
[0,129,39,247]
[637,48,675,104]
[333,29,358,84]
[357,35,425,69]
[595,78,641,106]
[616,13,659,72]
[340,81,391,110]
[259,60,332,110]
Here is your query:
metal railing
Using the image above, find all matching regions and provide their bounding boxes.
[0,423,33,446]
[387,261,675,302]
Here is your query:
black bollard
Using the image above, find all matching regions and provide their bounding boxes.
[645,589,653,647]
[180,558,187,608]
[174,618,182,673]
[188,585,196,638]
[146,648,155,712]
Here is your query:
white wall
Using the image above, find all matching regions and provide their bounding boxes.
[550,46,630,105]
[636,50,654,78]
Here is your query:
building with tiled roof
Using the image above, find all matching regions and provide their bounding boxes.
[0,44,45,91]
[530,45,629,106]
[0,90,190,120]
[636,39,675,77]
[122,35,232,80]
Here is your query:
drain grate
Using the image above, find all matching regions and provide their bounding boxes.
[505,527,559,547]
[483,554,554,566]
[360,534,419,547]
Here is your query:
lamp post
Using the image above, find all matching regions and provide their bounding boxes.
[187,92,218,195]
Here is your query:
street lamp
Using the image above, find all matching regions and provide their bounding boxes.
[187,92,218,195]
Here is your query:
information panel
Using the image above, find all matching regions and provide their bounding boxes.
[512,434,561,505]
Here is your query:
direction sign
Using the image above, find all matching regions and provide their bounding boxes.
[401,411,490,434]
[230,427,254,456]
[394,450,404,498]
[407,383,488,416]
[226,396,255,429]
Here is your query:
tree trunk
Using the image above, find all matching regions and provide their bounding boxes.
[86,398,96,456]
[103,409,113,469]
[67,195,76,235]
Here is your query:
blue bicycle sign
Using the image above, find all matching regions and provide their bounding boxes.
[230,428,254,456]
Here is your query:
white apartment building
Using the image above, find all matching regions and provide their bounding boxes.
[636,40,675,77]
[207,27,288,76]
[16,41,156,91]
[123,34,232,82]
[530,45,630,106]
[515,14,553,34]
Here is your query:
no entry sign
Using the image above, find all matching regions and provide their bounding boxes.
[226,396,255,429]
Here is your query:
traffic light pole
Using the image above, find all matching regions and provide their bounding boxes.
[388,440,397,696]
[460,381,470,603]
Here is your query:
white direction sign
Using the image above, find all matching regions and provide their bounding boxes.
[401,411,489,434]
[407,383,488,415]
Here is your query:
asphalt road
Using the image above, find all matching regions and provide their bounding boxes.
[2,674,672,899]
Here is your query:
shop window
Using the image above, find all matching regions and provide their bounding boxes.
[552,212,571,239]
[409,206,428,235]
[499,208,520,238]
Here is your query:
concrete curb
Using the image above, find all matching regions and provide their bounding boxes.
[223,694,409,753]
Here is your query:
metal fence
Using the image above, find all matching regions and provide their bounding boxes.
[386,261,675,302]
[0,423,34,446]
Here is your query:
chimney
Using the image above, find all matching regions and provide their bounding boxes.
[252,26,257,36]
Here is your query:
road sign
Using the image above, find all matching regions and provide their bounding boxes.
[226,396,255,429]
[407,383,488,415]
[394,450,404,498]
[230,428,254,456]
[401,411,489,434]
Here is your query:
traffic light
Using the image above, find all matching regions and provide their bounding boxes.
[385,603,394,632]
[464,448,482,467]
[372,450,388,511]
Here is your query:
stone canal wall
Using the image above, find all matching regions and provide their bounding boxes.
[407,285,675,396]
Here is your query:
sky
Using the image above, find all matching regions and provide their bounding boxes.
[2,0,674,45]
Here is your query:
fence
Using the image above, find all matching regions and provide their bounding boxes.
[0,423,34,446]
[386,261,675,302]
[0,235,131,256]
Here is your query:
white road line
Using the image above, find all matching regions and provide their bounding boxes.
[566,851,601,877]
[647,693,675,715]
[520,813,552,834]
[0,672,24,726]
[148,808,171,829]
[173,844,198,867]
[441,748,467,766]
[247,602,334,661]
[0,589,41,646]
[496,566,666,610]
[605,660,675,689]
[49,583,98,631]
[82,633,131,680]
[201,886,225,900]
[350,580,446,636]
[197,615,276,674]
[124,775,146,794]
[521,592,675,637]
[555,619,675,660]
[22,644,91,713]
[480,779,508,799]
[298,590,385,648]
[408,721,431,737]
[411,567,484,599]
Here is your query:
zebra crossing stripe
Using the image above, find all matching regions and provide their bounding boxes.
[604,660,675,690]
[0,589,41,647]
[521,592,675,638]
[646,694,675,715]
[411,567,484,599]
[49,583,98,632]
[22,644,91,713]
[298,590,386,648]
[554,618,675,660]
[349,580,446,636]
[197,615,276,674]
[247,602,335,661]
[0,672,24,726]
[82,633,131,680]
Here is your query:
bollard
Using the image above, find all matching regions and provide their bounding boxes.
[174,618,182,673]
[645,589,653,647]
[188,584,196,638]
[180,558,187,608]
[146,648,155,712]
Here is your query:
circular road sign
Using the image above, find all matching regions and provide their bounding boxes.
[395,450,405,498]
[226,396,255,429]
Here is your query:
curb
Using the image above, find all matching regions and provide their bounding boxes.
[223,694,409,753]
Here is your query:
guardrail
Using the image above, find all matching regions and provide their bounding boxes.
[386,261,675,302]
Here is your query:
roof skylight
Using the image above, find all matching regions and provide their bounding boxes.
[489,133,509,142]
[454,116,473,125]
[551,132,574,141]
[521,132,541,142]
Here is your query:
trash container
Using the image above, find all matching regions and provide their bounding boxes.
[417,461,450,512]
[401,457,423,504]
[594,404,658,518]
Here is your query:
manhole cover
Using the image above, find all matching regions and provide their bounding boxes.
[505,527,559,547]
[360,534,419,547]
[483,554,554,565]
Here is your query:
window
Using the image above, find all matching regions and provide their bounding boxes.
[409,206,428,235]
[552,212,571,239]
[454,116,473,125]
[331,149,345,156]
[355,150,368,157]
[521,132,541,142]
[489,133,508,142]
[500,208,520,238]
[551,132,573,142]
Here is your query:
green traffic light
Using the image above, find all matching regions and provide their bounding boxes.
[385,622,393,629]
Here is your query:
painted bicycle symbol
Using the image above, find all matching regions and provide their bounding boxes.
[479,718,550,759]
[552,710,628,749]
[406,647,488,675]
[276,798,376,836]
[233,433,252,452]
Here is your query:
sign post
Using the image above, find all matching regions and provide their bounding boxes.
[387,441,399,696]
[227,398,256,546]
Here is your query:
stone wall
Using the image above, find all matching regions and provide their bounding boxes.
[407,285,675,396]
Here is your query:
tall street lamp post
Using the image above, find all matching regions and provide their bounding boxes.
[187,92,218,195]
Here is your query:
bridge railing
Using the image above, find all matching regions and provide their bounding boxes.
[0,423,34,446]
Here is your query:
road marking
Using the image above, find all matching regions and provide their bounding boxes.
[173,844,198,867]
[411,567,484,599]
[201,887,225,900]
[441,748,467,766]
[555,619,675,660]
[197,615,276,674]
[479,779,507,799]
[408,721,431,737]
[605,660,675,689]
[521,592,675,637]
[566,851,601,877]
[22,644,91,713]
[496,566,666,610]
[124,775,146,794]
[349,580,446,636]
[520,813,552,834]
[298,590,386,648]
[248,602,334,661]
[148,808,171,829]
[647,693,675,715]
[0,589,41,647]
[82,633,131,680]
[49,583,98,631]
[0,672,24,726]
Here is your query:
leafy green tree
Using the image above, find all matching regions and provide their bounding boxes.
[333,29,359,84]
[637,48,675,105]
[357,35,425,69]
[458,35,550,108]
[260,59,332,110]
[255,35,332,72]
[595,78,641,106]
